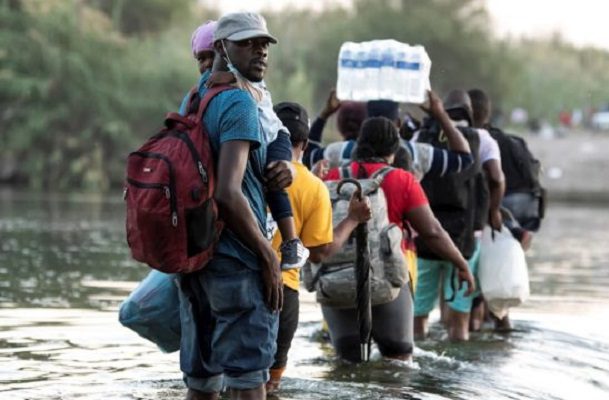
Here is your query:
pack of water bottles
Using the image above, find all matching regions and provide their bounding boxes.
[336,40,432,103]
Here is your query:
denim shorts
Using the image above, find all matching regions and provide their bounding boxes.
[414,240,481,316]
[178,255,279,392]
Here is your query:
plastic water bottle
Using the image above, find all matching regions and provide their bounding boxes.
[365,40,382,100]
[421,46,432,96]
[378,40,397,100]
[352,42,369,101]
[408,45,429,104]
[335,40,432,103]
[394,42,410,102]
[336,42,356,100]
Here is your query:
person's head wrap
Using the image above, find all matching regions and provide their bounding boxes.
[191,20,217,55]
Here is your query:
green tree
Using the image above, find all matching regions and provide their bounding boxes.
[0,1,199,189]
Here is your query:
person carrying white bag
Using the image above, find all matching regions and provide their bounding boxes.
[478,225,530,320]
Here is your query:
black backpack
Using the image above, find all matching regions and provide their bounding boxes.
[416,119,484,260]
[488,126,546,230]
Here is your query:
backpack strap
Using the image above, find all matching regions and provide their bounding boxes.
[369,165,394,189]
[195,85,235,122]
[164,85,235,129]
[341,140,356,161]
[339,165,351,180]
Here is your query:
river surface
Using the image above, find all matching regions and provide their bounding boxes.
[1,189,608,400]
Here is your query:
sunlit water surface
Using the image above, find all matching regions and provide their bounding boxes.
[1,189,608,400]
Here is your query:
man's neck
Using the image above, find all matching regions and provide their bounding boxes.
[291,148,302,163]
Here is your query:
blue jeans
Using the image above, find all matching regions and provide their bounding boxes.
[178,255,278,392]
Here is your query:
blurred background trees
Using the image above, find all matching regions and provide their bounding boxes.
[1,0,608,190]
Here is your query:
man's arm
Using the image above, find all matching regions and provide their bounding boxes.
[424,90,471,154]
[215,140,283,311]
[478,129,505,231]
[483,159,506,231]
[303,90,341,169]
[422,144,474,178]
[308,193,371,263]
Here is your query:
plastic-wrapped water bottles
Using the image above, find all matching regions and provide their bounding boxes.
[352,42,369,101]
[379,40,398,100]
[394,42,409,103]
[365,41,382,100]
[336,40,432,104]
[406,45,431,104]
[336,42,356,101]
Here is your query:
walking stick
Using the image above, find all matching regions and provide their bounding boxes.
[337,178,371,362]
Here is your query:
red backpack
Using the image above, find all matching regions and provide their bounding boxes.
[124,85,233,274]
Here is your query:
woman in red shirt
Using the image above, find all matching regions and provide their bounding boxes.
[323,116,474,362]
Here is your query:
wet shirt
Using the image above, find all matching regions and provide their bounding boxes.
[183,71,268,269]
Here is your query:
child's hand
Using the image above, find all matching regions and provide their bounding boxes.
[205,71,237,88]
[264,161,294,191]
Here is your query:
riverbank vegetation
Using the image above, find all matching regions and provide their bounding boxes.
[2,0,609,190]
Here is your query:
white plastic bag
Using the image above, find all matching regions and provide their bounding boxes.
[478,225,530,319]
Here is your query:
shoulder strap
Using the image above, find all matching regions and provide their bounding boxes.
[339,164,351,179]
[164,85,235,130]
[370,165,394,180]
[195,84,235,123]
[369,165,394,189]
[341,140,356,160]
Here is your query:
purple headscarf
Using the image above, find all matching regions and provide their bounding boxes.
[191,20,217,55]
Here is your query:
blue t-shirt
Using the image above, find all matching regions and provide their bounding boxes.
[181,72,268,269]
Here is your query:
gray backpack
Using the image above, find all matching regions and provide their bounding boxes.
[302,165,409,309]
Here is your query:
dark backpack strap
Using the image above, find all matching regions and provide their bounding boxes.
[342,140,356,161]
[339,165,351,180]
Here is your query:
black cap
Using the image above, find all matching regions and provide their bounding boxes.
[274,102,310,144]
[274,102,309,126]
[443,89,473,126]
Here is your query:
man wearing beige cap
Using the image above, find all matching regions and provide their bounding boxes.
[177,12,291,400]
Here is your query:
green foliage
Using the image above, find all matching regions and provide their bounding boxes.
[86,0,194,36]
[506,36,609,120]
[0,1,200,190]
[2,0,609,191]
